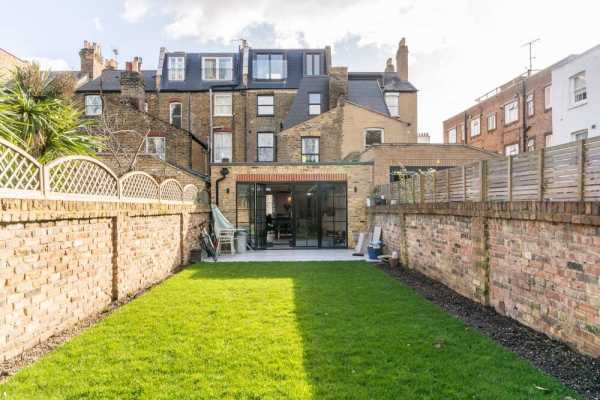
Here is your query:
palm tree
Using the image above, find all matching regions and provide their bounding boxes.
[0,63,103,162]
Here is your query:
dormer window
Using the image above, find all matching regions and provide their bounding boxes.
[168,56,185,81]
[203,57,233,81]
[253,54,286,80]
[308,93,321,115]
[384,92,399,117]
[305,53,321,76]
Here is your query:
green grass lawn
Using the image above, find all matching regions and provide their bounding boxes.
[1,261,579,399]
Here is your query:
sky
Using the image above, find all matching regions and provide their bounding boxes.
[2,0,600,142]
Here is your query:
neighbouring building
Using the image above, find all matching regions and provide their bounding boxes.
[551,44,600,144]
[443,56,575,156]
[0,48,27,83]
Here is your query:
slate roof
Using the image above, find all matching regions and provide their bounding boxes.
[77,69,157,92]
[348,72,417,92]
[283,76,330,129]
[347,80,389,115]
[160,52,240,91]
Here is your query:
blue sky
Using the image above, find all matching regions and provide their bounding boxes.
[3,0,600,142]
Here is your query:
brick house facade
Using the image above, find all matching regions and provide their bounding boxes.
[442,57,575,155]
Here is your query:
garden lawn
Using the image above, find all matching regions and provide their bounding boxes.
[0,261,579,400]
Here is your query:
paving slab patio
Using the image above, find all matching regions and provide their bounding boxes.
[210,249,362,262]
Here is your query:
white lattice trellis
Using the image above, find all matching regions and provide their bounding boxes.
[160,179,183,203]
[45,156,119,201]
[182,184,199,203]
[0,137,43,198]
[120,171,160,201]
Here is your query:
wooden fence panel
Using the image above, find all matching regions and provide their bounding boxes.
[584,137,600,201]
[543,142,578,201]
[486,158,509,201]
[465,163,480,201]
[512,152,541,201]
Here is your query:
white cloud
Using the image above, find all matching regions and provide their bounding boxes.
[131,0,600,142]
[122,0,149,23]
[26,57,71,71]
[93,17,104,32]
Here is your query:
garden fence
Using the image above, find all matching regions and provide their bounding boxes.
[372,136,600,205]
[0,137,207,205]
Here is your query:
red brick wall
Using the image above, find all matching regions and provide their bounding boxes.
[0,198,209,362]
[370,202,600,357]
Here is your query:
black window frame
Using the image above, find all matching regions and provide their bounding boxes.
[305,53,321,76]
[257,132,276,162]
[301,136,320,163]
[253,53,286,81]
[308,93,321,116]
[257,94,275,116]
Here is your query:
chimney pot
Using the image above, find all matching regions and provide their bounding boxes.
[385,58,395,73]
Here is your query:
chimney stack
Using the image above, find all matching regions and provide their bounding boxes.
[325,46,332,75]
[385,58,395,73]
[120,57,145,110]
[156,47,166,92]
[396,38,408,81]
[239,40,250,87]
[79,40,103,80]
[328,66,348,109]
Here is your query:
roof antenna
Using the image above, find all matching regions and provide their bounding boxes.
[521,38,540,77]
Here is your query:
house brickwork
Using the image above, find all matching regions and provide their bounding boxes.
[370,201,600,357]
[210,163,373,247]
[0,48,27,83]
[0,198,209,362]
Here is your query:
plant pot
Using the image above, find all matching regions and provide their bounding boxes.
[389,258,399,269]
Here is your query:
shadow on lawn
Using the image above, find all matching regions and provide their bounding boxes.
[189,261,576,400]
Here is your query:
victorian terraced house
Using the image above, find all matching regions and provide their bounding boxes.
[74,39,492,250]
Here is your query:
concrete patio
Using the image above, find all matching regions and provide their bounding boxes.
[210,249,363,262]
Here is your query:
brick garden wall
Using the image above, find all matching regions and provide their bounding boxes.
[370,202,600,357]
[0,198,208,362]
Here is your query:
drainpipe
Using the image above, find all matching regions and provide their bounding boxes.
[521,78,528,153]
[209,88,213,163]
[215,167,229,206]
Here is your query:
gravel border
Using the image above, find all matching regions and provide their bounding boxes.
[376,263,600,400]
[0,267,186,384]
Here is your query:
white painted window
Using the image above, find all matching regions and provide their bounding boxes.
[364,128,384,146]
[504,143,519,156]
[527,94,534,116]
[169,102,182,128]
[448,127,457,144]
[168,56,185,81]
[487,113,496,131]
[527,138,535,152]
[570,71,587,106]
[385,92,400,117]
[504,100,519,124]
[544,85,552,110]
[545,133,553,148]
[213,132,233,162]
[257,132,275,162]
[308,93,321,115]
[305,53,321,76]
[572,129,588,141]
[213,93,232,116]
[257,95,274,116]
[145,137,166,160]
[202,57,233,81]
[84,95,102,116]
[470,117,481,137]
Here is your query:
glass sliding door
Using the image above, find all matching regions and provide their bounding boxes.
[320,183,347,248]
[237,183,267,249]
[293,183,320,247]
